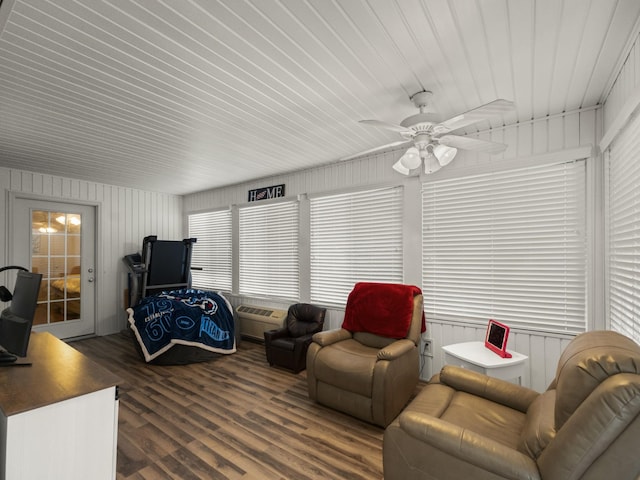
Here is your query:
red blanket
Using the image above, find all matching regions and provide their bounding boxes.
[341,282,426,338]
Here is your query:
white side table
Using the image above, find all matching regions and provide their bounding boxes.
[442,341,528,384]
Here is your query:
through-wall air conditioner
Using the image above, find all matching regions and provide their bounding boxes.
[236,305,287,341]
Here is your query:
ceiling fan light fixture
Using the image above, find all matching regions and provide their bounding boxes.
[424,150,442,174]
[400,147,421,169]
[433,144,458,166]
[392,158,411,175]
[358,92,515,175]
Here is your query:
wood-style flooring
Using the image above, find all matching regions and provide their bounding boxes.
[71,331,423,480]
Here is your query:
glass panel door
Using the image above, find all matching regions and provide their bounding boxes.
[11,197,96,339]
[31,211,83,326]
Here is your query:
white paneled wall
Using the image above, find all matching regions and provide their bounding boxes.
[425,321,573,392]
[185,109,599,390]
[186,109,598,212]
[185,150,404,212]
[0,167,183,335]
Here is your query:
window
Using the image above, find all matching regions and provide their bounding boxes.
[608,111,640,343]
[310,186,403,306]
[239,200,299,299]
[422,160,587,334]
[188,210,232,291]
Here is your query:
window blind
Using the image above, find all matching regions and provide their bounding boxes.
[187,210,232,291]
[310,186,403,306]
[239,200,299,299]
[608,111,640,343]
[422,160,587,334]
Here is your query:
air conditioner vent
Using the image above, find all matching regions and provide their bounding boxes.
[237,306,276,317]
[236,304,287,341]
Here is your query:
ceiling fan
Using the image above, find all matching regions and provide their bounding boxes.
[357,91,515,175]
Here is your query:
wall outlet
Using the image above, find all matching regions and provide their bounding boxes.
[422,338,433,356]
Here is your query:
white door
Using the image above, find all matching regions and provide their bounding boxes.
[11,198,96,339]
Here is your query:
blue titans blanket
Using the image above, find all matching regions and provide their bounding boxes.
[127,289,236,362]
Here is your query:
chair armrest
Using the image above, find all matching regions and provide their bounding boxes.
[399,411,540,480]
[264,327,288,342]
[377,339,415,360]
[311,328,352,347]
[292,333,314,347]
[440,365,539,412]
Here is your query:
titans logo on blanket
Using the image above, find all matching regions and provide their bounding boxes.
[127,289,236,362]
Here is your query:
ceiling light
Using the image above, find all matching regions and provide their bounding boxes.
[56,214,81,226]
[424,155,441,174]
[433,144,458,166]
[392,147,421,175]
[392,158,410,175]
[423,147,442,174]
[399,147,421,170]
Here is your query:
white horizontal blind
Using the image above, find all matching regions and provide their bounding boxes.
[422,160,587,334]
[188,210,232,291]
[608,111,640,343]
[239,200,299,299]
[310,186,403,306]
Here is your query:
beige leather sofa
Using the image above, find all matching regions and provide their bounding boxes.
[384,330,640,479]
[307,283,424,427]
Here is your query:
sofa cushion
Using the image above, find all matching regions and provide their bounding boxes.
[313,339,377,396]
[401,380,527,449]
[270,338,296,351]
[440,391,526,448]
[353,331,395,349]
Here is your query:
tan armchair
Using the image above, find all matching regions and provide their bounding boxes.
[306,282,425,427]
[383,330,640,480]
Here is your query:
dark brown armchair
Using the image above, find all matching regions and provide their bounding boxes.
[264,303,326,373]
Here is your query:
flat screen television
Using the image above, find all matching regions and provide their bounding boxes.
[0,270,43,357]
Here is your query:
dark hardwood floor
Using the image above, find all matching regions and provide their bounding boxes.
[71,331,421,480]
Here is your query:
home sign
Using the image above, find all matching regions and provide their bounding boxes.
[248,184,285,202]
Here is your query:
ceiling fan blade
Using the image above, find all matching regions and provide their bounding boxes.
[359,119,413,135]
[438,135,507,154]
[340,140,411,161]
[435,99,515,133]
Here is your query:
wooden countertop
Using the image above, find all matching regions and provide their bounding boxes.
[0,331,121,416]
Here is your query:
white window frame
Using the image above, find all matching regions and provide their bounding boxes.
[422,160,587,335]
[606,110,640,343]
[310,185,404,306]
[187,209,232,292]
[238,200,299,300]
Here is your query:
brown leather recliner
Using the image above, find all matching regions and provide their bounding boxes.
[383,330,640,480]
[307,282,425,427]
[264,303,326,373]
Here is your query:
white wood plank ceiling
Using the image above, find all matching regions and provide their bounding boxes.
[1,0,639,195]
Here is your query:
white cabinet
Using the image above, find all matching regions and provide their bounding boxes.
[442,341,528,384]
[0,332,120,480]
